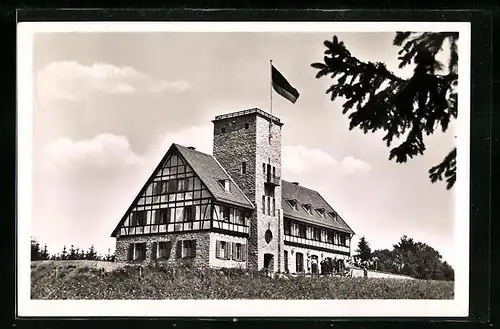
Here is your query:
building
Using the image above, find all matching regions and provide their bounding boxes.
[111,108,355,274]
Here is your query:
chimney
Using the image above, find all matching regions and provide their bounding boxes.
[187,146,196,150]
[292,182,299,185]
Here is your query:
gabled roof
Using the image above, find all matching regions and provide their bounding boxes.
[111,143,254,237]
[174,144,254,209]
[281,180,355,234]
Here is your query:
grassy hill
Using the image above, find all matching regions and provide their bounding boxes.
[31,260,454,300]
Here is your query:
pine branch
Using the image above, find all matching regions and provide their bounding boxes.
[312,33,458,189]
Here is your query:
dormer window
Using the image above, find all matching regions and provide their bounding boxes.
[303,204,312,215]
[329,211,338,221]
[219,179,230,192]
[316,208,325,218]
[287,199,298,211]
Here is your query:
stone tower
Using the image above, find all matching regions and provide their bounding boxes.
[212,108,284,272]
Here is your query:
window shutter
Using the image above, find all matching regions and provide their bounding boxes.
[192,240,197,257]
[226,241,232,260]
[231,242,236,260]
[127,244,134,260]
[151,242,157,260]
[242,244,247,261]
[216,240,221,259]
[166,241,172,259]
[176,241,182,259]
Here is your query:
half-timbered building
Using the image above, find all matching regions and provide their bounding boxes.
[111,108,355,274]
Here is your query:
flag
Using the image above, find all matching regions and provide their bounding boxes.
[271,64,300,104]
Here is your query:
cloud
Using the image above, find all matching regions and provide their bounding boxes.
[147,124,213,166]
[42,133,144,171]
[282,145,372,175]
[340,156,372,174]
[39,124,214,174]
[36,61,190,101]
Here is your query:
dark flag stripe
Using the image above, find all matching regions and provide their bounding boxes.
[271,65,299,104]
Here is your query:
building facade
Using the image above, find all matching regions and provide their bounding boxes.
[111,108,355,274]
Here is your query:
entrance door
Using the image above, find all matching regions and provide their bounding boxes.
[311,255,319,274]
[264,253,274,273]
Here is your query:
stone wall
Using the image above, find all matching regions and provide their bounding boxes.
[209,232,248,269]
[115,231,211,267]
[213,113,258,270]
[255,114,283,272]
[283,244,348,274]
[212,111,284,272]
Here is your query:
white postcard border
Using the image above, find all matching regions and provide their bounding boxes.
[17,21,471,318]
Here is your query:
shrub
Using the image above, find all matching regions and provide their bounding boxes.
[31,261,454,300]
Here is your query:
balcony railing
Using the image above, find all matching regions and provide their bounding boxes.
[266,173,281,186]
[214,108,281,123]
[284,235,350,253]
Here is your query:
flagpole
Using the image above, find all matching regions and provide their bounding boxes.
[270,60,273,117]
[269,60,273,143]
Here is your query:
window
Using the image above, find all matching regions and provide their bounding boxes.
[155,209,171,224]
[296,252,304,272]
[264,229,273,243]
[306,226,313,239]
[245,123,249,129]
[262,195,266,214]
[131,211,147,226]
[158,241,172,259]
[220,206,230,221]
[184,206,195,222]
[316,208,325,218]
[154,181,168,195]
[234,243,242,261]
[263,163,266,175]
[329,211,338,221]
[272,166,276,179]
[313,227,320,241]
[168,179,178,193]
[284,250,289,273]
[321,229,327,242]
[219,179,230,192]
[241,161,247,174]
[178,240,196,258]
[221,127,226,133]
[177,178,187,192]
[287,200,298,211]
[327,231,334,243]
[340,234,347,246]
[303,204,312,215]
[216,240,230,259]
[235,209,245,225]
[132,243,146,261]
[284,219,291,235]
[298,224,306,238]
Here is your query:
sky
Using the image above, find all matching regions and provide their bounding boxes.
[30,31,457,265]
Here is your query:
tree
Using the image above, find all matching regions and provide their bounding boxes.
[31,238,41,261]
[372,235,455,280]
[355,236,372,262]
[68,245,78,260]
[61,245,68,260]
[104,248,116,262]
[312,32,458,189]
[85,245,98,260]
[40,244,50,260]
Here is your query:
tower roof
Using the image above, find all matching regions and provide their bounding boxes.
[212,108,283,126]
